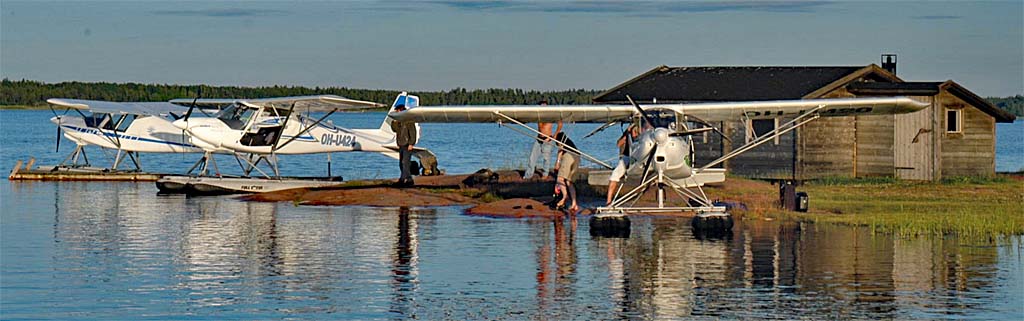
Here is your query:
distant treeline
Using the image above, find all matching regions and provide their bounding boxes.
[2,79,1022,117]
[0,79,600,107]
[987,95,1024,117]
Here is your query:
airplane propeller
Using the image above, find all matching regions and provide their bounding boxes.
[183,86,201,122]
[180,86,202,143]
[626,95,655,127]
[55,116,62,152]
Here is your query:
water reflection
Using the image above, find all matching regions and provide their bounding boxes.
[3,181,1019,319]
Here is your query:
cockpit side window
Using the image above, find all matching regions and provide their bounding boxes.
[115,114,137,132]
[85,113,110,128]
[215,104,257,130]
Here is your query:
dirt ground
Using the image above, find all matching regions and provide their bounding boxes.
[240,169,780,218]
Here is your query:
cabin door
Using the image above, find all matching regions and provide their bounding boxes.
[894,96,934,180]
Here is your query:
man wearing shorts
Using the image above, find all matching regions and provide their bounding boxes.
[553,132,579,212]
[607,123,641,205]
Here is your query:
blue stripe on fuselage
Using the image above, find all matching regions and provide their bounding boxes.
[63,125,197,148]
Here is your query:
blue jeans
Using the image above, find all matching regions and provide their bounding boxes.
[525,140,554,178]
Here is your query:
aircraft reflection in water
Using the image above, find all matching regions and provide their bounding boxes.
[35,184,1011,319]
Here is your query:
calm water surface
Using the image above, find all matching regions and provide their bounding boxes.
[2,110,1023,319]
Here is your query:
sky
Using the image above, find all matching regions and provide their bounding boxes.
[2,1,1022,97]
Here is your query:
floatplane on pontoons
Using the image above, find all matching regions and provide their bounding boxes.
[389,95,929,235]
[157,92,442,194]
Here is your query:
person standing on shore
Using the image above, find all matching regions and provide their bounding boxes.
[390,104,417,186]
[553,132,579,213]
[524,100,562,179]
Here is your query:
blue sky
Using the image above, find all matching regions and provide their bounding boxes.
[2,1,1021,96]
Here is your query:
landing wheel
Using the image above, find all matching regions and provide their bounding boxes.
[589,214,631,238]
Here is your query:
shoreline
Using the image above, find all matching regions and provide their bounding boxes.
[240,169,1024,238]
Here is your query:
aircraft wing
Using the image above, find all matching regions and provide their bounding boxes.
[389,105,636,123]
[169,95,385,111]
[659,97,929,122]
[390,97,928,123]
[47,98,183,116]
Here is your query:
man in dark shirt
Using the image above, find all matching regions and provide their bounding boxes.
[390,104,417,186]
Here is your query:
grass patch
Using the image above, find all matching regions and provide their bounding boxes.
[705,176,1024,238]
[780,177,1024,238]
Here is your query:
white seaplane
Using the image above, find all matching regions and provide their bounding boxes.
[47,98,212,171]
[169,92,438,179]
[45,94,379,174]
[389,95,928,232]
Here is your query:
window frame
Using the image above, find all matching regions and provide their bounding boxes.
[945,108,962,134]
[747,118,780,145]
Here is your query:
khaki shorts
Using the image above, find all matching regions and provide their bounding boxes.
[557,154,578,180]
[609,158,627,182]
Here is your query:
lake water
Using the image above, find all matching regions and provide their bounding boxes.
[2,110,1023,319]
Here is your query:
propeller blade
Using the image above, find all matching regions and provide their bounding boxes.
[626,95,655,127]
[55,118,62,153]
[683,114,731,143]
[584,121,619,139]
[639,143,658,181]
[669,127,715,137]
[183,86,202,122]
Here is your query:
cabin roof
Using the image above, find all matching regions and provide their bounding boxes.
[593,65,899,103]
[848,81,1016,123]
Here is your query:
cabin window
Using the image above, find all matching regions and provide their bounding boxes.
[102,114,123,130]
[84,113,110,128]
[115,114,136,132]
[946,108,962,133]
[748,118,780,145]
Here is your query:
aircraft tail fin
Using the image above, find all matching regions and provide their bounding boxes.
[380,92,420,134]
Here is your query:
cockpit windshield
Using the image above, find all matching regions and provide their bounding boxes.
[648,110,677,129]
[215,104,257,130]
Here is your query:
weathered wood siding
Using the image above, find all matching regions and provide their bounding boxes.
[797,90,856,180]
[855,114,895,177]
[798,116,856,179]
[894,96,935,180]
[939,93,996,177]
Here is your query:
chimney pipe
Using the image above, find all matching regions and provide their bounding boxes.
[881,54,897,75]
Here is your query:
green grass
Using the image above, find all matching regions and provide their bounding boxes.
[777,177,1024,238]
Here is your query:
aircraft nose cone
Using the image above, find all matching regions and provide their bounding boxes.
[654,128,670,144]
[50,116,61,125]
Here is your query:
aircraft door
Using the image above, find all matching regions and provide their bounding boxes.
[240,107,287,147]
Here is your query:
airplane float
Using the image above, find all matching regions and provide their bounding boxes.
[388,95,929,233]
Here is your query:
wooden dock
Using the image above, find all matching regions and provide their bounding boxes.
[7,159,164,181]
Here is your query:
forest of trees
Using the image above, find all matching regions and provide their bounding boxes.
[0,79,600,107]
[987,95,1024,117]
[2,79,1022,117]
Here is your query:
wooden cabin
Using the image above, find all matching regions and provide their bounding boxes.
[593,64,1016,181]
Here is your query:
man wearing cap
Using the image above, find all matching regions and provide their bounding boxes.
[390,104,417,186]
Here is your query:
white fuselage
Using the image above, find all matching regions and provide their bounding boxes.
[51,114,202,153]
[174,107,413,159]
[625,127,694,181]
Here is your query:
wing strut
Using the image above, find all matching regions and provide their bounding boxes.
[492,111,613,170]
[698,104,825,172]
[274,109,336,152]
